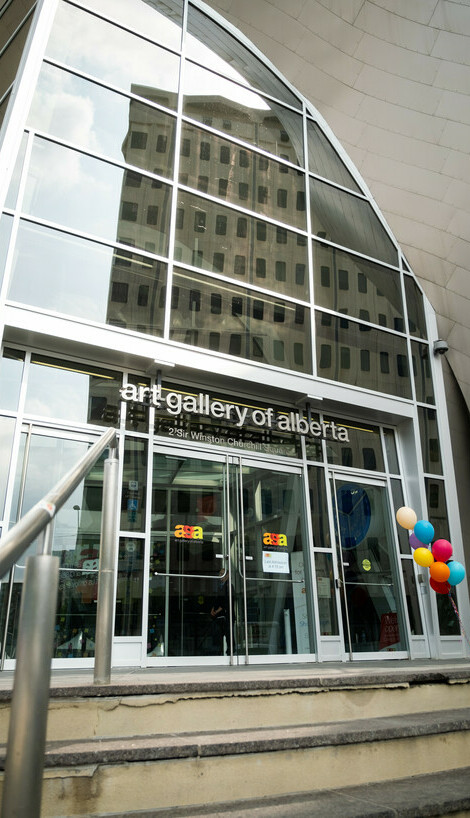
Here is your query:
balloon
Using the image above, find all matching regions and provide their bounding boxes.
[409,533,423,550]
[429,561,450,583]
[396,506,417,529]
[430,578,450,595]
[414,520,435,545]
[413,547,434,568]
[447,561,466,586]
[432,539,453,562]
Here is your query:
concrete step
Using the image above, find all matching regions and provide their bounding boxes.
[1,707,468,816]
[1,664,469,742]
[92,767,470,817]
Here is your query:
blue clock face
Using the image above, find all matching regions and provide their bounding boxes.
[336,484,371,549]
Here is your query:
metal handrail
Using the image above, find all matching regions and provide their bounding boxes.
[0,426,119,818]
[0,425,117,579]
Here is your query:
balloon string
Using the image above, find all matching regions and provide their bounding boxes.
[448,593,470,650]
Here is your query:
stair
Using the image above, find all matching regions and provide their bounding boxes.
[0,663,469,817]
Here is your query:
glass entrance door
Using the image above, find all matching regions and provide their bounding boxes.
[331,474,408,658]
[147,449,314,664]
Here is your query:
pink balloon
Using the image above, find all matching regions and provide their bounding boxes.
[409,533,423,550]
[432,539,453,562]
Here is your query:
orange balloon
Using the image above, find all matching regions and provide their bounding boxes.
[413,547,434,568]
[429,561,451,583]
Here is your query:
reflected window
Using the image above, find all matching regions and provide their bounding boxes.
[24,355,121,427]
[179,123,306,230]
[411,341,435,404]
[313,242,404,328]
[307,119,360,193]
[23,137,171,256]
[310,179,398,267]
[47,2,180,109]
[183,62,303,165]
[405,276,427,339]
[175,190,309,300]
[418,407,442,475]
[326,419,385,472]
[315,312,412,398]
[8,221,166,337]
[170,268,311,373]
[28,64,177,177]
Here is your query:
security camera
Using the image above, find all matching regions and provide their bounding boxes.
[433,340,449,355]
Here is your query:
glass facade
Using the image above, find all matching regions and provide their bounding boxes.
[0,0,467,667]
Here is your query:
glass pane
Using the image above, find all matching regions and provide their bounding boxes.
[326,418,385,472]
[238,465,314,654]
[47,2,180,109]
[310,179,398,267]
[179,122,306,230]
[125,375,150,433]
[411,341,435,404]
[315,552,339,635]
[0,347,24,411]
[151,453,225,575]
[308,466,330,548]
[153,383,301,458]
[316,312,412,399]
[436,587,460,636]
[54,451,105,658]
[401,558,423,635]
[307,119,360,193]
[9,221,166,337]
[121,438,147,532]
[22,138,171,256]
[0,0,35,52]
[11,435,90,562]
[313,242,404,329]
[0,416,15,517]
[170,267,312,373]
[0,215,13,291]
[4,132,27,209]
[175,190,309,300]
[0,14,32,101]
[335,480,407,652]
[425,477,450,541]
[390,479,411,555]
[186,5,301,109]
[404,275,427,339]
[55,570,99,657]
[28,64,176,178]
[183,63,304,165]
[80,0,183,52]
[418,406,442,475]
[25,354,121,426]
[383,428,399,474]
[115,537,144,636]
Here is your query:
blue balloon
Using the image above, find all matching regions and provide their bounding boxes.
[447,561,466,586]
[414,520,435,545]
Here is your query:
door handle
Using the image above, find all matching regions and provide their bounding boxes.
[335,577,343,588]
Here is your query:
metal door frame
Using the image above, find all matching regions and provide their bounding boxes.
[329,469,409,661]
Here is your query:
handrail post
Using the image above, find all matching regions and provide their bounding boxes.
[94,444,119,685]
[1,553,59,818]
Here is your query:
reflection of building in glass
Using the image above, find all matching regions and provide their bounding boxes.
[0,0,468,670]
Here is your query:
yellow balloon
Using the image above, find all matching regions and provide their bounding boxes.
[396,506,417,529]
[413,547,434,568]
